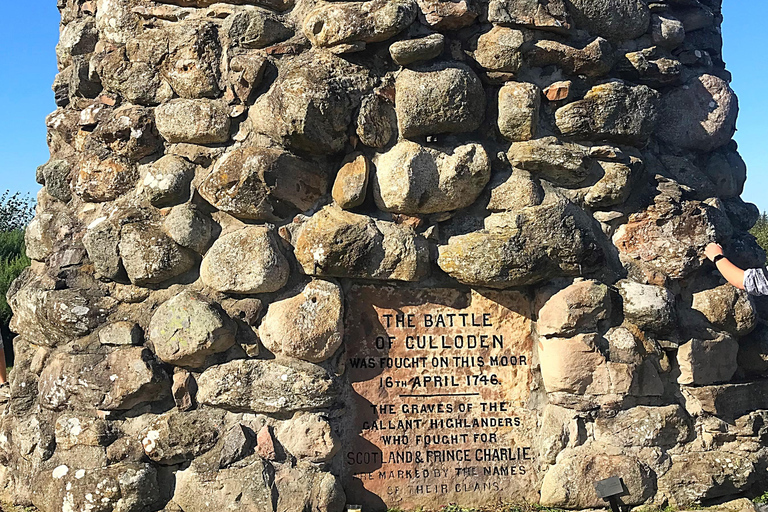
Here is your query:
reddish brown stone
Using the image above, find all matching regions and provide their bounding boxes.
[172,369,196,412]
[544,81,572,101]
[257,425,277,460]
[342,286,538,511]
[416,0,478,29]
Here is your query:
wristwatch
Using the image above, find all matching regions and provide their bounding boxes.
[712,254,725,264]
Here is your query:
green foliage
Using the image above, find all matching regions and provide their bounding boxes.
[0,230,30,326]
[0,499,39,512]
[0,191,34,232]
[753,491,768,504]
[752,212,768,253]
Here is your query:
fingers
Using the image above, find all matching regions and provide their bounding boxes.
[704,243,724,261]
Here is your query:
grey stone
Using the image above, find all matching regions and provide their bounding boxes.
[657,74,738,151]
[303,0,417,47]
[603,325,647,363]
[438,195,604,288]
[488,0,571,33]
[75,151,139,202]
[218,424,255,468]
[675,4,715,32]
[8,277,103,348]
[274,464,346,512]
[99,321,142,346]
[738,323,768,376]
[259,279,344,363]
[372,139,491,214]
[390,33,444,66]
[473,26,527,73]
[83,219,122,280]
[94,0,140,44]
[565,0,650,40]
[24,213,56,262]
[68,55,102,99]
[293,205,431,282]
[200,226,290,294]
[198,146,327,221]
[356,93,396,148]
[585,159,640,208]
[275,413,340,462]
[249,51,371,155]
[142,155,195,208]
[40,159,73,202]
[33,463,159,512]
[537,279,612,337]
[526,37,615,78]
[681,380,768,421]
[149,290,237,368]
[151,0,294,10]
[97,30,173,105]
[395,62,485,139]
[651,14,686,50]
[228,53,268,103]
[196,358,339,413]
[594,405,692,448]
[119,223,196,286]
[498,81,540,142]
[540,443,656,508]
[162,204,214,254]
[677,332,739,386]
[173,454,273,512]
[555,81,660,144]
[155,99,230,144]
[162,21,221,99]
[537,404,584,465]
[487,169,544,211]
[139,409,224,465]
[618,280,676,333]
[56,17,98,68]
[90,104,163,161]
[227,8,293,49]
[507,136,591,187]
[623,48,683,87]
[54,414,112,450]
[658,452,755,505]
[691,284,757,337]
[721,197,760,232]
[38,347,170,411]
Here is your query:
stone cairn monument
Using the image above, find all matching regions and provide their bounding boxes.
[2,0,766,510]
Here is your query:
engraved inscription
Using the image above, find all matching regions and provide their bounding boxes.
[343,286,539,511]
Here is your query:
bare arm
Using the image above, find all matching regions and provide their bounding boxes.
[704,243,746,290]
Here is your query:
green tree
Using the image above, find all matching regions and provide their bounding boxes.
[0,191,34,345]
[751,212,768,252]
[0,191,34,232]
[0,230,29,327]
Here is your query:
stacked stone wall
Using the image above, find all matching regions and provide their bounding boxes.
[3,0,768,510]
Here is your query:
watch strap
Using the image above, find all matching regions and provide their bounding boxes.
[713,254,725,264]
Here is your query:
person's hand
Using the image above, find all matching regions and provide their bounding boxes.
[705,242,724,262]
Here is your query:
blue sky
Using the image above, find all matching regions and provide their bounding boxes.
[0,1,766,211]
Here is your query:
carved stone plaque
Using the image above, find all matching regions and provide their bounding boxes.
[343,286,539,511]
